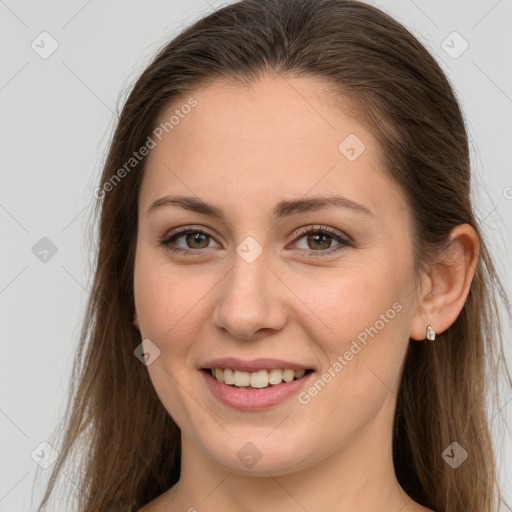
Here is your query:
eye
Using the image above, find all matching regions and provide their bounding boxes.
[160,224,351,256]
[289,225,351,255]
[161,226,220,255]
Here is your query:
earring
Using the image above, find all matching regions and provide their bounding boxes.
[426,324,436,341]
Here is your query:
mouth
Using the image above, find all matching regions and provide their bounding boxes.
[201,367,314,390]
[199,357,316,410]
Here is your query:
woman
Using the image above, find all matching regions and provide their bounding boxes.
[37,0,511,511]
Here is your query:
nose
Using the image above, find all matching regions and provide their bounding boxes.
[211,249,287,340]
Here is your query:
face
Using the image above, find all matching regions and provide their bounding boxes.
[133,74,420,475]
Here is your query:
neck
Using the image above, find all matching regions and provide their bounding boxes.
[169,410,416,512]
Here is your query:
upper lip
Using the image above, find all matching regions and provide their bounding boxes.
[201,357,314,373]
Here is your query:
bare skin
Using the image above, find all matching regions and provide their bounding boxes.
[134,73,478,512]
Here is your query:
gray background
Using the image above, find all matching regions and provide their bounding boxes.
[0,0,511,510]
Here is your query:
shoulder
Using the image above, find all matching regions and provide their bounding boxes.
[137,501,159,512]
[136,486,177,512]
[137,499,163,512]
[411,504,436,512]
[400,500,437,512]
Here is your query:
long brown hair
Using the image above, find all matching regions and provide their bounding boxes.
[36,1,511,510]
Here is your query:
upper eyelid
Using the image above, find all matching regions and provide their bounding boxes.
[163,225,219,243]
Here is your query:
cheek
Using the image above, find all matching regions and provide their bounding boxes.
[133,248,205,428]
[295,261,411,398]
[301,259,405,340]
[134,247,205,348]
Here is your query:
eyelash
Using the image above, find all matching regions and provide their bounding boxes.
[160,224,352,257]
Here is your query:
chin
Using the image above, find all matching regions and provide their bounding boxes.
[202,433,311,476]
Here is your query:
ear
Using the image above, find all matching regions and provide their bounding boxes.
[133,310,140,330]
[410,224,479,341]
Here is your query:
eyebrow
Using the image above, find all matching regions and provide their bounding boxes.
[146,195,374,220]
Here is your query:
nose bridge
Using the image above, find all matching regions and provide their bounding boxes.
[226,244,270,312]
[231,253,265,299]
[225,229,271,300]
[212,243,285,339]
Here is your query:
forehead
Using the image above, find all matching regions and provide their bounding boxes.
[140,74,407,223]
[150,74,365,167]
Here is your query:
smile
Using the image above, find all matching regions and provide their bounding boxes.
[209,368,311,389]
[201,367,315,410]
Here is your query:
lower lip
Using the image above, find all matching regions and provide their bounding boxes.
[201,370,314,411]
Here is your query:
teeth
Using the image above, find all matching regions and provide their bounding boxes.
[223,368,234,385]
[282,369,294,382]
[233,370,250,387]
[250,370,269,388]
[210,368,309,388]
[295,369,305,379]
[268,368,283,385]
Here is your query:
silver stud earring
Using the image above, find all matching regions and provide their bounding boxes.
[426,324,436,341]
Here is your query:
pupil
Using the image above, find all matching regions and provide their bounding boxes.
[309,233,330,250]
[188,233,208,248]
